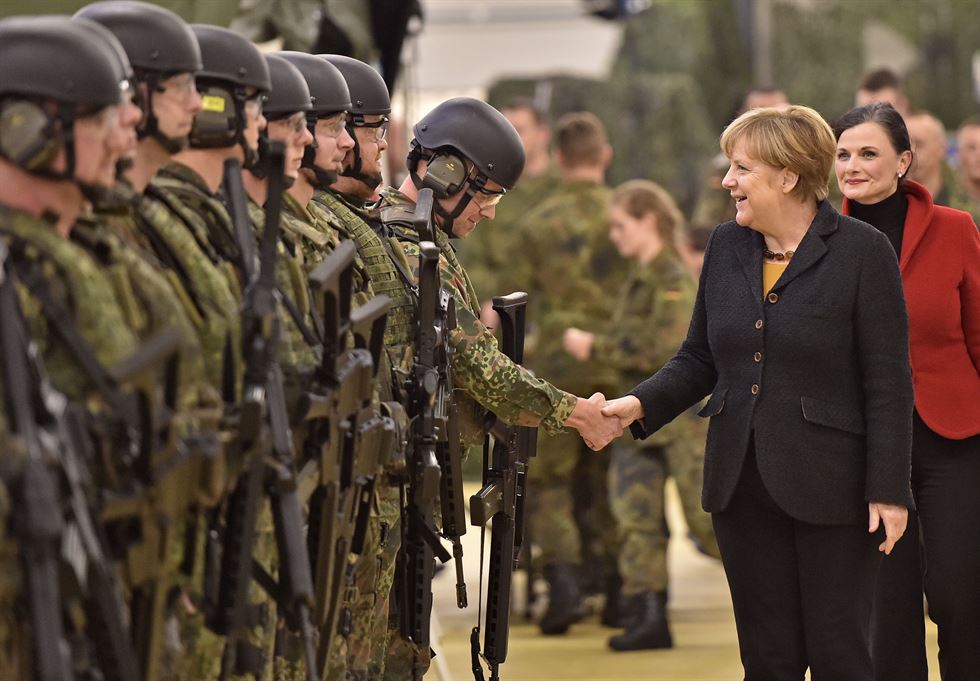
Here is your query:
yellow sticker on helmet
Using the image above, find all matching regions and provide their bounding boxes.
[201,95,226,113]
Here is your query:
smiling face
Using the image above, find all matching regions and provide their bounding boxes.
[721,138,789,229]
[835,121,911,205]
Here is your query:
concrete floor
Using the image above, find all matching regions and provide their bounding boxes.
[427,482,941,681]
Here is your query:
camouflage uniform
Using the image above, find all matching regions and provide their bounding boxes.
[148,163,285,681]
[941,165,980,227]
[458,165,562,300]
[594,251,719,597]
[504,179,622,572]
[0,204,140,677]
[311,189,415,680]
[377,186,577,678]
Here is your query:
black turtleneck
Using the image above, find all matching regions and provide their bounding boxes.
[849,188,908,258]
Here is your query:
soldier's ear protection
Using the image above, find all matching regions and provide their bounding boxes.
[0,99,61,172]
[189,83,238,148]
[420,151,468,199]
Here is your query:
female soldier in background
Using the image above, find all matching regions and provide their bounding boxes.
[563,180,720,652]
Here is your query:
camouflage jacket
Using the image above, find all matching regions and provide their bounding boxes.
[0,205,139,402]
[245,197,319,373]
[377,187,576,439]
[506,179,624,397]
[458,165,562,299]
[73,204,220,418]
[147,163,245,395]
[592,250,696,446]
[313,189,417,356]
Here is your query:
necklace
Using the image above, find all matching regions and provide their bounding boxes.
[763,247,794,261]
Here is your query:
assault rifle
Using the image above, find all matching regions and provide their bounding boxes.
[0,238,145,681]
[212,146,318,681]
[302,242,392,676]
[398,188,461,674]
[469,292,537,681]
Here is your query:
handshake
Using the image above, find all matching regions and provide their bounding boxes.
[565,393,645,451]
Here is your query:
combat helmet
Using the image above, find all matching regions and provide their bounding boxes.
[251,54,311,185]
[277,51,351,183]
[0,15,132,182]
[75,1,202,153]
[321,55,390,186]
[187,24,270,168]
[409,97,526,235]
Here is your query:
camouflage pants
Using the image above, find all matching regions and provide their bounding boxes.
[609,427,718,596]
[527,429,616,568]
[358,483,401,680]
[179,502,279,681]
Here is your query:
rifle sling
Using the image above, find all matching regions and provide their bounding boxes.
[10,251,131,419]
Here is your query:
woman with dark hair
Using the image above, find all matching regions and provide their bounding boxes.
[835,102,980,681]
[601,105,915,679]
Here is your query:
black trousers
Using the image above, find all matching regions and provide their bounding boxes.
[713,446,882,681]
[872,412,980,681]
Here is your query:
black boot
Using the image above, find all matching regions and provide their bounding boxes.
[539,563,586,635]
[608,591,672,651]
[600,567,626,628]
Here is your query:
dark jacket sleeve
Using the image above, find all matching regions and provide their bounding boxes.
[857,229,914,506]
[627,227,719,439]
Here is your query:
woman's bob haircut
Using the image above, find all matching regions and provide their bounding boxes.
[720,104,837,203]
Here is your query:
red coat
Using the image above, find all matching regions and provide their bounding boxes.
[844,180,980,439]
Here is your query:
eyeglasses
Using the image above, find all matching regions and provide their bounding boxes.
[352,115,388,142]
[472,185,506,209]
[243,93,264,119]
[317,113,348,138]
[157,73,198,101]
[270,111,308,137]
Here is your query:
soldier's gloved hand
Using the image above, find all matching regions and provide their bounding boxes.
[565,392,622,451]
[562,327,594,361]
[601,395,644,431]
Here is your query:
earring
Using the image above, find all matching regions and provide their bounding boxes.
[898,171,904,178]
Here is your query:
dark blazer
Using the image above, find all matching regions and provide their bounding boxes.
[629,201,915,525]
[843,181,980,440]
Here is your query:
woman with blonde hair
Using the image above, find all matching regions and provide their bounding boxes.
[601,106,914,679]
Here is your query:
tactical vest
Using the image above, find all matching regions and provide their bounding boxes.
[313,190,418,349]
[0,207,139,401]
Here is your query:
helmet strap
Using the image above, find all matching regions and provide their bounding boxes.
[139,74,188,155]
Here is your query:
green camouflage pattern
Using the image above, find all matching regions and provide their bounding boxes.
[510,179,621,570]
[942,165,980,226]
[0,206,139,401]
[457,165,562,300]
[312,189,417,350]
[598,251,717,594]
[147,164,244,395]
[379,187,577,440]
[245,198,318,373]
[365,484,401,678]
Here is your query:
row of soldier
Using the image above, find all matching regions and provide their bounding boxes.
[0,3,624,681]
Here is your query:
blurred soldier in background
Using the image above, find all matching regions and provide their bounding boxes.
[507,111,624,636]
[563,180,719,652]
[855,68,911,118]
[905,111,971,210]
[955,115,980,225]
[459,97,561,310]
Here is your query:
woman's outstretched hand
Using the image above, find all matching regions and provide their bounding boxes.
[601,395,644,430]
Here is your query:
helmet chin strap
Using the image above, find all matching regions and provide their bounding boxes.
[252,133,295,189]
[301,117,340,189]
[138,74,189,154]
[339,120,382,189]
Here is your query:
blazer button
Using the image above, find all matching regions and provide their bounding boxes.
[767,292,779,304]
[751,384,760,395]
[754,352,762,363]
[755,319,764,330]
